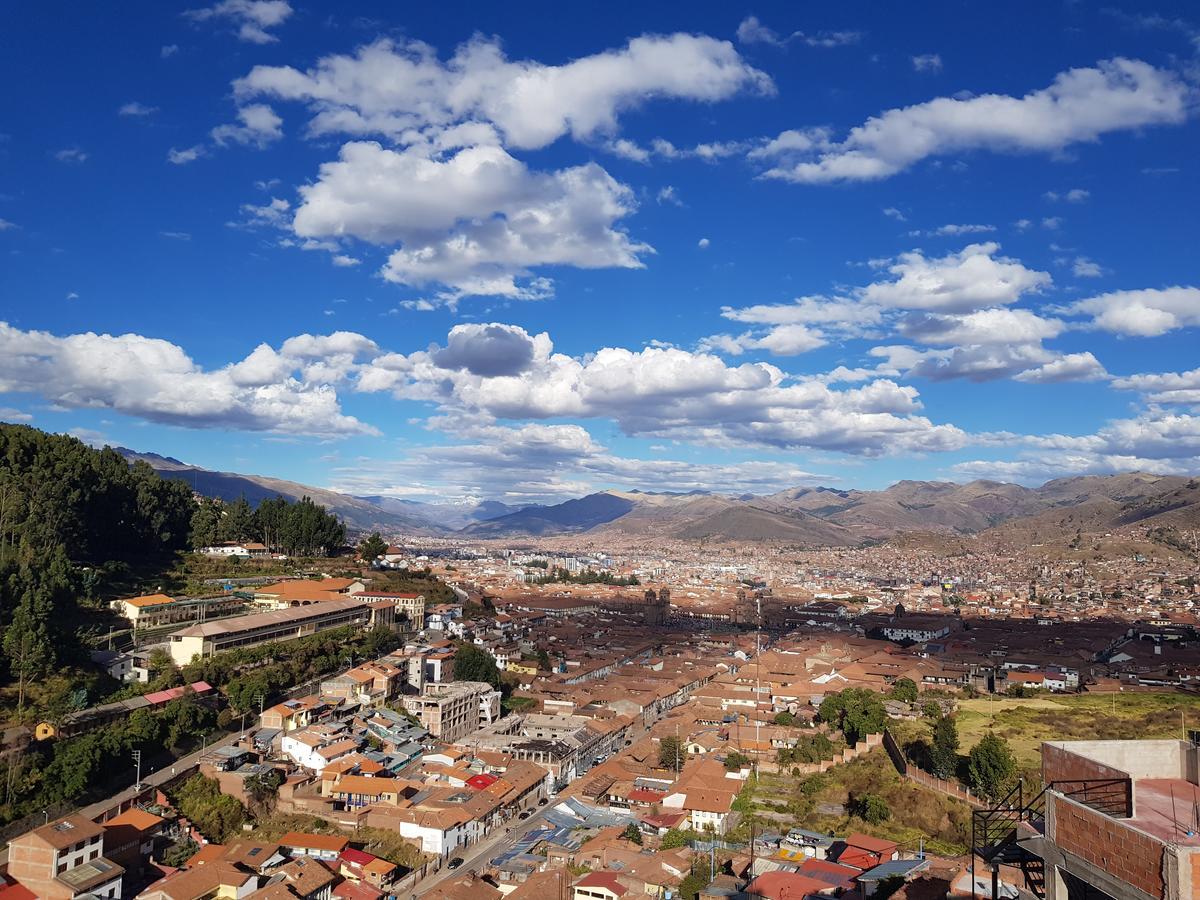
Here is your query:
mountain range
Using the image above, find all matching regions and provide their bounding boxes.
[119,449,1200,548]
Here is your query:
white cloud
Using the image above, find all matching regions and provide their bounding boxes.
[1042,216,1063,230]
[233,34,771,150]
[119,101,158,117]
[210,103,283,148]
[755,58,1188,183]
[160,231,192,241]
[167,144,206,165]
[861,242,1051,312]
[331,254,360,267]
[0,407,33,423]
[54,147,88,164]
[0,218,17,231]
[292,141,649,300]
[161,44,179,58]
[1045,187,1090,202]
[1014,352,1108,383]
[898,308,1064,346]
[330,419,826,505]
[184,0,292,44]
[699,324,827,357]
[911,53,943,72]
[657,185,683,206]
[1113,368,1200,407]
[698,237,711,249]
[0,322,375,437]
[735,16,860,49]
[882,207,907,222]
[928,223,995,236]
[359,323,967,456]
[1066,286,1200,336]
[1072,256,1104,278]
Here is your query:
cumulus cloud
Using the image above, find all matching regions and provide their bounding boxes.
[184,0,292,44]
[291,141,649,300]
[898,308,1064,346]
[210,104,283,148]
[1013,351,1108,383]
[431,323,546,376]
[225,33,772,297]
[1072,256,1104,278]
[0,323,375,436]
[755,58,1188,183]
[329,419,827,504]
[911,54,943,72]
[861,242,1051,312]
[1113,367,1200,407]
[955,411,1200,482]
[1066,286,1200,336]
[358,323,967,456]
[233,34,771,150]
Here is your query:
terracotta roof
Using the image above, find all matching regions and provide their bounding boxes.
[279,831,349,853]
[575,871,629,896]
[124,593,175,608]
[28,815,104,850]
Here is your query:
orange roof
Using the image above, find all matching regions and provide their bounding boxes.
[125,593,174,608]
[104,807,164,831]
[280,831,349,853]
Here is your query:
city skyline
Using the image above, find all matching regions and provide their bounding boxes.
[2,1,1200,503]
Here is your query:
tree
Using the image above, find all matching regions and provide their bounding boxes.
[724,751,750,772]
[536,648,552,671]
[358,532,388,562]
[4,586,56,716]
[659,735,683,771]
[173,774,247,842]
[660,827,699,849]
[245,769,284,815]
[922,700,942,719]
[453,643,502,689]
[818,688,886,744]
[677,866,710,900]
[220,497,255,544]
[890,677,918,703]
[930,714,959,779]
[773,711,797,726]
[849,792,891,824]
[967,734,1017,801]
[621,822,643,845]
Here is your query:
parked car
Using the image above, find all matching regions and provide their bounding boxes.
[518,810,531,820]
[447,857,464,870]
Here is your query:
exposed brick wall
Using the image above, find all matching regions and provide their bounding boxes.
[1051,795,1165,898]
[1042,745,1129,785]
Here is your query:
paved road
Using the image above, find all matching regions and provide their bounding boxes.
[411,805,553,897]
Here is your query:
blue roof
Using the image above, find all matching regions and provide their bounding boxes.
[857,859,929,881]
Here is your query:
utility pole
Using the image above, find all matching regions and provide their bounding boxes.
[132,749,143,791]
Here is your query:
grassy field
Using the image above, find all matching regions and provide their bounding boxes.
[956,691,1200,771]
[745,748,973,856]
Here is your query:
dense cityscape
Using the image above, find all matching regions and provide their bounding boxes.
[4,2,1200,899]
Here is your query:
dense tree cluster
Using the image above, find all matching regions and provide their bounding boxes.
[776,732,835,766]
[191,494,346,557]
[0,425,196,714]
[530,566,639,586]
[967,733,1017,801]
[452,642,503,689]
[181,625,401,711]
[817,688,886,744]
[172,774,247,842]
[1,695,215,825]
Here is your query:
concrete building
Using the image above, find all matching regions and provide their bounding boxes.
[1032,739,1200,900]
[401,681,500,743]
[109,592,246,630]
[166,599,384,665]
[6,815,124,899]
[353,590,426,629]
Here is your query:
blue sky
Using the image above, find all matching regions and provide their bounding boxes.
[2,1,1199,503]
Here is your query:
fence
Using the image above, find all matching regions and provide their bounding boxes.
[882,729,983,808]
[759,732,884,776]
